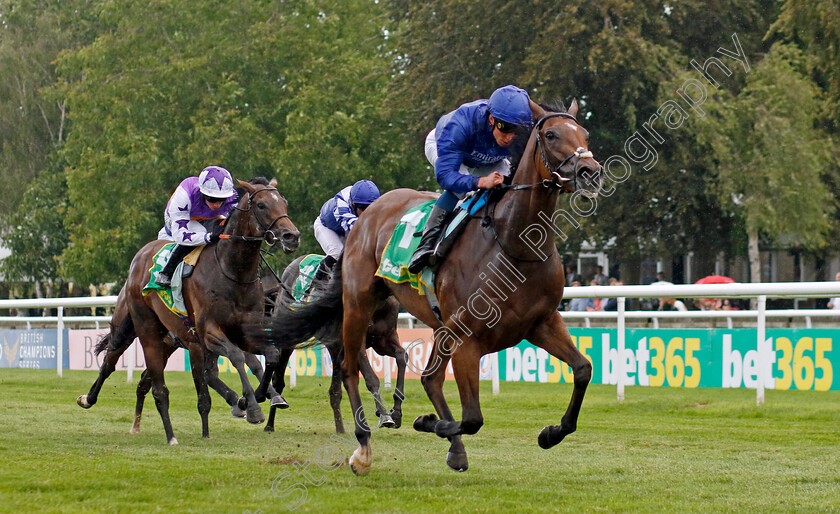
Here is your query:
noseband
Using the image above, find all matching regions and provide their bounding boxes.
[535,112,594,191]
[232,186,290,245]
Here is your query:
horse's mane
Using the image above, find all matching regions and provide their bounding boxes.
[507,100,568,178]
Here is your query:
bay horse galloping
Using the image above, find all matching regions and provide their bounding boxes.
[265,100,602,472]
[78,178,299,444]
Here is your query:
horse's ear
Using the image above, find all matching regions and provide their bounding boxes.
[237,179,253,190]
[269,177,278,188]
[529,99,547,121]
[568,99,579,118]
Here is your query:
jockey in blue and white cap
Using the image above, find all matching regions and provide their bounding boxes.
[312,179,380,281]
[155,165,238,286]
[407,85,533,273]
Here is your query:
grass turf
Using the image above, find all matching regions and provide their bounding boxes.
[0,369,838,513]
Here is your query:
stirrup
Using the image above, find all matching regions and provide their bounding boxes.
[155,273,172,287]
[407,250,433,274]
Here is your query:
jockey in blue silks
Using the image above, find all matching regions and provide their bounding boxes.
[407,85,534,273]
[312,179,381,281]
[155,165,238,286]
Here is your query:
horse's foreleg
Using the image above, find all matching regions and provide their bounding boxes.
[528,312,592,449]
[358,349,395,428]
[203,353,244,417]
[327,345,345,433]
[187,345,211,438]
[341,311,374,475]
[228,349,264,425]
[245,352,287,409]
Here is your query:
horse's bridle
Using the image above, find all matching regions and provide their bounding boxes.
[230,186,290,246]
[533,112,594,191]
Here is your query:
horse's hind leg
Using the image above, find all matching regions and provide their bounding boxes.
[77,340,125,408]
[413,328,470,472]
[527,312,592,449]
[136,335,178,445]
[131,344,179,434]
[388,337,407,429]
[130,369,153,434]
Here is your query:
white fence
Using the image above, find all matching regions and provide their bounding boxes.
[3,282,840,404]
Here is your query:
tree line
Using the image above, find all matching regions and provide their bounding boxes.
[1,0,838,294]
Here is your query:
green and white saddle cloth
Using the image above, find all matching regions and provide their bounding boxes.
[375,200,437,296]
[292,254,325,302]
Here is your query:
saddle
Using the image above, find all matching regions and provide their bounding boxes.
[142,243,206,317]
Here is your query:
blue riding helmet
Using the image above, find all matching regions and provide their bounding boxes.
[488,85,532,127]
[350,180,380,207]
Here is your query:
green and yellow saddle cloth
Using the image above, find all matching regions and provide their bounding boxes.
[142,243,204,317]
[375,190,491,298]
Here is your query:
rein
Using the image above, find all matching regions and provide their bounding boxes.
[215,185,288,284]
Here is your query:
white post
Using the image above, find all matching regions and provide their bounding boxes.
[384,356,392,387]
[491,352,500,396]
[756,295,766,406]
[56,307,64,378]
[290,349,297,389]
[617,297,625,402]
[126,340,135,383]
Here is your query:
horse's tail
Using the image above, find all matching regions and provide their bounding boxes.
[94,312,136,356]
[260,255,344,349]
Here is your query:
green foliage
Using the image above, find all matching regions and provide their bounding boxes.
[0,154,69,281]
[0,0,103,217]
[694,43,835,251]
[53,0,409,282]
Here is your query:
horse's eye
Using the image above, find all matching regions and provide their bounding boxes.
[545,131,557,141]
[257,202,267,209]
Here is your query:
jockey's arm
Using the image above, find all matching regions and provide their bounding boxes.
[334,196,359,235]
[166,187,212,245]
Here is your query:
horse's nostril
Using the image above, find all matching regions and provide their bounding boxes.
[283,232,299,242]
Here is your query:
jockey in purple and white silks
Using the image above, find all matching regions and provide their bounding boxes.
[407,85,534,273]
[312,179,381,282]
[155,165,238,286]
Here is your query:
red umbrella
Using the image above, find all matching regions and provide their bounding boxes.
[694,275,735,285]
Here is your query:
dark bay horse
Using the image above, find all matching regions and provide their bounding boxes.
[78,178,299,444]
[262,255,406,434]
[264,100,602,472]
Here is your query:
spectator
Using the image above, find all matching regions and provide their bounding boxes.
[603,280,624,311]
[566,281,588,311]
[564,264,579,285]
[585,279,602,311]
[593,265,608,286]
[659,297,687,311]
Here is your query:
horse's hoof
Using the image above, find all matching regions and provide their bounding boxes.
[538,425,568,449]
[231,403,246,418]
[413,413,439,433]
[129,424,141,435]
[237,396,248,411]
[167,437,179,446]
[271,395,289,409]
[378,413,395,429]
[246,406,265,425]
[264,424,275,433]
[76,395,92,409]
[349,447,371,476]
[446,452,469,472]
[390,410,402,429]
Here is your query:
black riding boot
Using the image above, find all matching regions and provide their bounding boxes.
[407,205,451,274]
[155,244,193,286]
